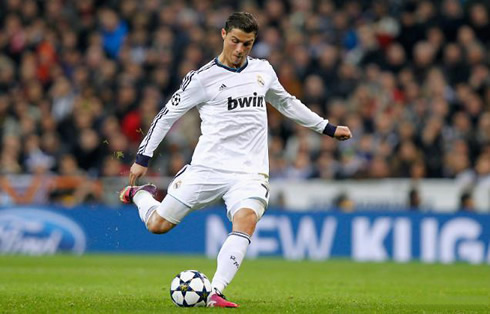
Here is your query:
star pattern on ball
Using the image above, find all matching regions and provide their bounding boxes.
[170,270,212,307]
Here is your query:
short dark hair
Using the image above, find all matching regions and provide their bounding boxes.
[225,12,259,35]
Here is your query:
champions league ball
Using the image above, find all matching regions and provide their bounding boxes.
[170,270,212,307]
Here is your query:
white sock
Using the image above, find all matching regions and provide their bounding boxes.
[133,191,160,226]
[211,231,251,294]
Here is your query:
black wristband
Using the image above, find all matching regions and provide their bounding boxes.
[323,123,337,137]
[135,154,151,167]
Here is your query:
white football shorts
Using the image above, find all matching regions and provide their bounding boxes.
[156,164,269,224]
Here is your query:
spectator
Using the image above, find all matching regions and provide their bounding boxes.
[99,8,128,59]
[333,192,355,212]
[408,187,422,210]
[468,3,490,43]
[459,191,475,212]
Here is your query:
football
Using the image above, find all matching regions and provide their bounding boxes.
[170,270,212,307]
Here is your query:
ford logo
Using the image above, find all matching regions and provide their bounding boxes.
[0,208,86,255]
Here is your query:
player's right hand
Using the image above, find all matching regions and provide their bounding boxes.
[129,163,148,185]
[333,126,352,141]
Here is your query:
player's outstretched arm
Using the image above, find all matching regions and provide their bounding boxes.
[129,163,148,186]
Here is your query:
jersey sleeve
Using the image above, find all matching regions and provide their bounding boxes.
[135,71,207,166]
[265,62,328,133]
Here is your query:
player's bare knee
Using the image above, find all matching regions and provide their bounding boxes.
[147,212,175,234]
[232,208,258,236]
[147,220,174,234]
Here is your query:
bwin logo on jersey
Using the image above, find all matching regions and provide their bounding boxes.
[228,93,265,111]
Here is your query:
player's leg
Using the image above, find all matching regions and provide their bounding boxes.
[121,165,225,234]
[119,183,160,227]
[210,208,257,292]
[146,194,193,234]
[208,199,265,308]
[208,174,269,307]
[146,213,175,234]
[119,184,184,234]
[210,201,263,291]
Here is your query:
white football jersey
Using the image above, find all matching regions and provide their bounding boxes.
[137,57,328,175]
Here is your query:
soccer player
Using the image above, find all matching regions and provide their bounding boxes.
[120,12,352,308]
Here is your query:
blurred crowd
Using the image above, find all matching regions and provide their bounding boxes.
[0,0,489,206]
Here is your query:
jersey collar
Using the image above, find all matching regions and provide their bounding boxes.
[214,57,248,73]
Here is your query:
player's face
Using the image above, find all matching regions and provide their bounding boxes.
[221,28,256,68]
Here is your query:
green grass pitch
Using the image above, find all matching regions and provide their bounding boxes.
[0,255,488,313]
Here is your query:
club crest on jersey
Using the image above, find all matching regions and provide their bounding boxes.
[256,74,265,87]
[228,92,265,111]
[174,180,182,189]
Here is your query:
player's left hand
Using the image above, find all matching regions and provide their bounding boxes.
[333,126,352,141]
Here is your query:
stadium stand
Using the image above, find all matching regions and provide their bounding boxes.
[0,0,488,207]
